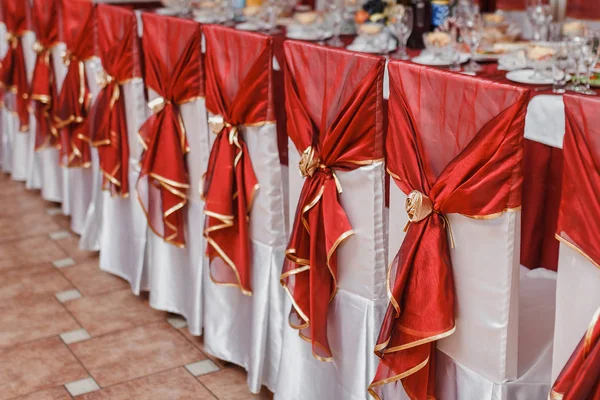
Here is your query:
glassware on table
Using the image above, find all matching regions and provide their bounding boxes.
[526,0,553,41]
[391,6,413,60]
[449,27,462,72]
[454,1,480,31]
[461,13,483,73]
[262,0,282,33]
[527,45,556,81]
[580,33,600,95]
[566,36,584,92]
[326,0,345,47]
[163,0,192,15]
[548,22,563,42]
[423,31,453,62]
[552,43,569,93]
[358,22,384,52]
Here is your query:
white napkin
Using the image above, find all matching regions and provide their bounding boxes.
[347,29,397,54]
[498,50,528,71]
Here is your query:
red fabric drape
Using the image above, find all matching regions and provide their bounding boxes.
[551,308,600,400]
[567,0,600,20]
[83,4,141,197]
[282,41,385,361]
[495,0,523,10]
[202,25,274,295]
[370,62,529,400]
[0,0,31,132]
[137,13,203,248]
[30,0,60,150]
[55,0,95,168]
[557,94,600,270]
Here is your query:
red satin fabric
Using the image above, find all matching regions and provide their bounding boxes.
[370,62,528,400]
[203,25,273,295]
[282,41,385,361]
[0,0,31,132]
[567,0,600,20]
[30,0,60,150]
[84,4,141,196]
[137,13,203,248]
[558,95,600,269]
[552,308,600,400]
[55,0,95,167]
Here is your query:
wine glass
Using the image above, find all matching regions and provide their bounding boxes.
[552,43,569,93]
[454,1,480,31]
[461,13,483,72]
[327,0,345,47]
[580,33,600,95]
[262,0,282,33]
[526,0,553,41]
[567,36,584,92]
[391,6,413,60]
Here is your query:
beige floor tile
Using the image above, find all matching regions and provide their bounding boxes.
[0,296,80,348]
[197,367,273,400]
[178,328,229,369]
[53,235,98,262]
[0,337,88,399]
[0,236,66,272]
[0,264,72,301]
[65,289,167,336]
[70,322,205,387]
[79,368,216,400]
[59,259,128,296]
[0,212,62,244]
[13,387,72,400]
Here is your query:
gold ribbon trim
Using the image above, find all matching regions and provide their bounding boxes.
[299,146,320,178]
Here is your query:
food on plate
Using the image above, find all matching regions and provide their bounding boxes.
[354,0,388,25]
[294,11,318,25]
[483,13,505,25]
[423,31,451,48]
[590,72,600,87]
[527,45,556,61]
[562,21,587,37]
[243,5,261,17]
[355,9,370,24]
[359,22,384,35]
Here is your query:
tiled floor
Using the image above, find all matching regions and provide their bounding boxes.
[0,174,272,400]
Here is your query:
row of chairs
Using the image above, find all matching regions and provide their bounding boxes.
[0,1,598,399]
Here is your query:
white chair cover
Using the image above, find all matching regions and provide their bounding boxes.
[275,143,387,400]
[22,29,42,190]
[203,119,288,393]
[0,20,9,173]
[94,78,149,293]
[551,235,600,381]
[144,88,209,336]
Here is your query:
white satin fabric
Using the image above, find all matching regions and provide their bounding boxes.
[65,58,102,234]
[53,43,71,215]
[22,31,42,190]
[144,89,209,336]
[8,32,36,182]
[551,242,600,380]
[94,79,149,293]
[0,21,10,173]
[274,141,387,400]
[436,266,556,400]
[525,95,565,149]
[389,183,522,383]
[202,121,288,393]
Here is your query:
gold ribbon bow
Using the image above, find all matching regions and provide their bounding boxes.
[32,41,45,54]
[299,146,320,178]
[6,32,18,49]
[404,189,455,247]
[208,115,225,135]
[147,96,170,114]
[96,71,120,109]
[61,50,77,67]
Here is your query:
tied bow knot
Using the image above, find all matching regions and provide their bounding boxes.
[404,190,434,231]
[32,41,45,54]
[6,32,18,49]
[61,50,78,67]
[147,96,171,115]
[95,70,115,89]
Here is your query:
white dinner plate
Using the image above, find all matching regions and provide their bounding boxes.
[155,7,179,16]
[506,69,554,85]
[286,30,332,41]
[236,22,263,31]
[412,52,470,67]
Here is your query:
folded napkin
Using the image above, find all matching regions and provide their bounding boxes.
[498,50,528,71]
[347,28,397,54]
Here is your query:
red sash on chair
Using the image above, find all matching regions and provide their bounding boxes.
[83,4,141,197]
[30,0,60,150]
[369,62,529,400]
[281,41,385,362]
[137,14,203,248]
[55,0,95,168]
[202,25,274,296]
[0,0,31,133]
[550,94,600,400]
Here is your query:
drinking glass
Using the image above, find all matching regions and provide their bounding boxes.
[567,36,584,92]
[552,43,569,93]
[392,7,413,60]
[327,0,345,47]
[526,0,552,41]
[262,0,281,33]
[461,14,483,72]
[581,33,600,95]
[449,27,462,72]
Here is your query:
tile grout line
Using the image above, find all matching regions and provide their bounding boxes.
[182,364,220,400]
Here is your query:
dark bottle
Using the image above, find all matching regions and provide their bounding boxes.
[407,0,432,49]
